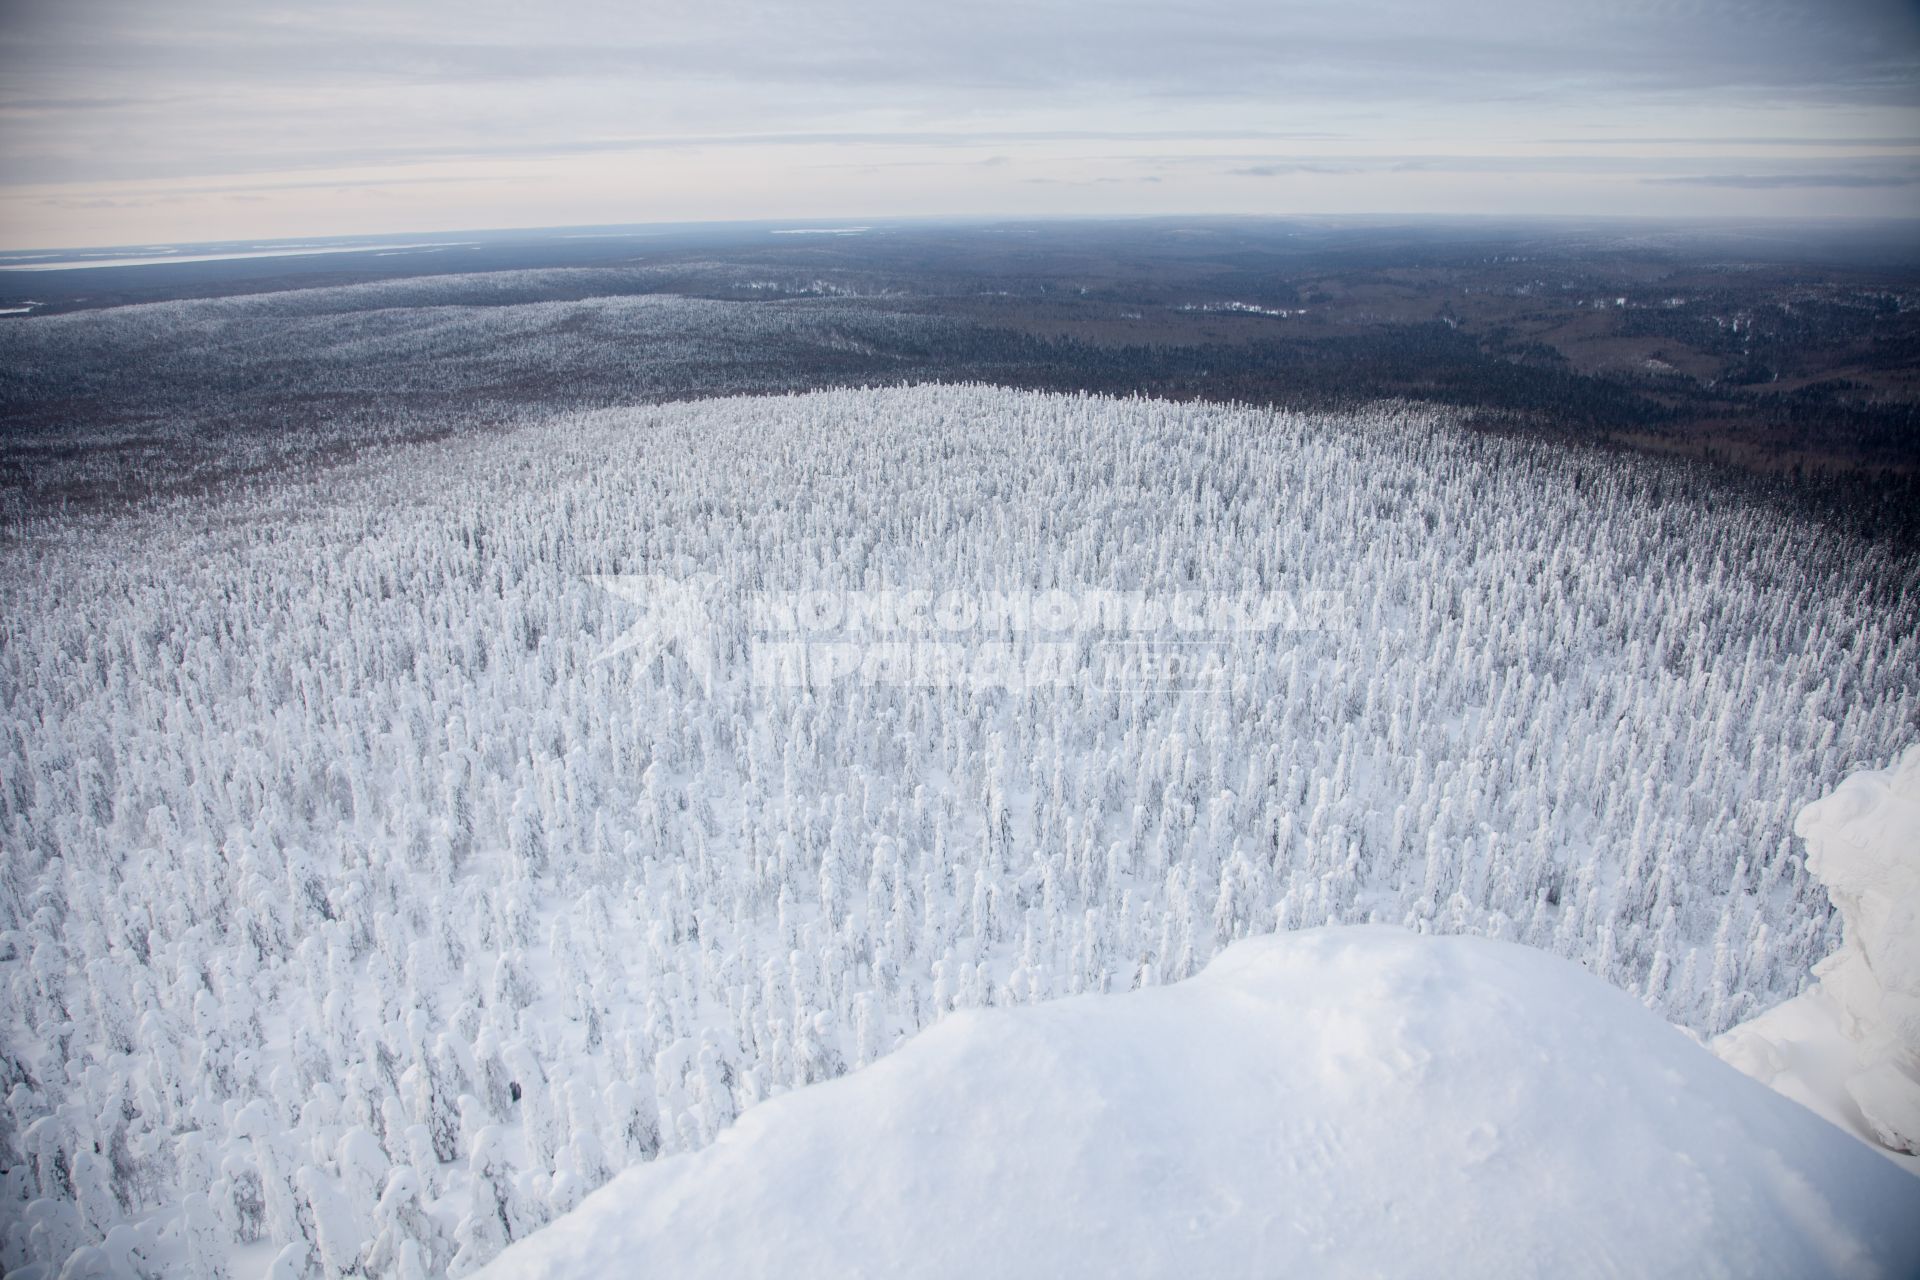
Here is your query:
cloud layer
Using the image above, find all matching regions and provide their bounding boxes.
[2,0,1917,246]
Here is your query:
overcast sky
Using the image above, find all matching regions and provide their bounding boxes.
[2,0,1917,248]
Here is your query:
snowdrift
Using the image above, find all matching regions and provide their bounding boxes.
[1719,745,1920,1167]
[482,927,1920,1280]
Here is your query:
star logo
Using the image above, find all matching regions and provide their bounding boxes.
[590,573,722,693]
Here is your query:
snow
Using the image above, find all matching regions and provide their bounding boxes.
[1176,300,1306,317]
[1718,746,1920,1168]
[0,242,479,270]
[3,385,1915,1276]
[483,927,1920,1280]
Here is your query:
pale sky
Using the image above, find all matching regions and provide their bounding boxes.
[2,0,1918,249]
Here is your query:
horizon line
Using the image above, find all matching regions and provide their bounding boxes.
[6,208,1920,262]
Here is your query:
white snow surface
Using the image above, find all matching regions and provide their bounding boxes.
[484,926,1920,1280]
[1719,746,1920,1167]
[0,242,479,270]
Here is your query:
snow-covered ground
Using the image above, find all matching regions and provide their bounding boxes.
[484,926,1920,1280]
[2,386,1915,1277]
[1718,745,1920,1171]
[0,243,480,271]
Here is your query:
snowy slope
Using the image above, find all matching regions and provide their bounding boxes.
[482,927,1920,1280]
[1719,745,1920,1169]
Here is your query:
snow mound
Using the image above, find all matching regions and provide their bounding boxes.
[483,927,1920,1280]
[1719,746,1920,1164]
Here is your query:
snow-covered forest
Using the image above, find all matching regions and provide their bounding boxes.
[2,384,1915,1277]
[0,272,975,508]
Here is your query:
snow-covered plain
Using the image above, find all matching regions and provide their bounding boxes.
[483,927,1920,1280]
[1,385,1916,1276]
[0,244,481,272]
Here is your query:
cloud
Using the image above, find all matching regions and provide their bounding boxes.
[3,0,1919,240]
[35,195,170,209]
[1531,136,1920,148]
[9,0,1915,106]
[0,94,163,113]
[0,128,1360,187]
[1641,172,1920,189]
[1229,163,1366,177]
